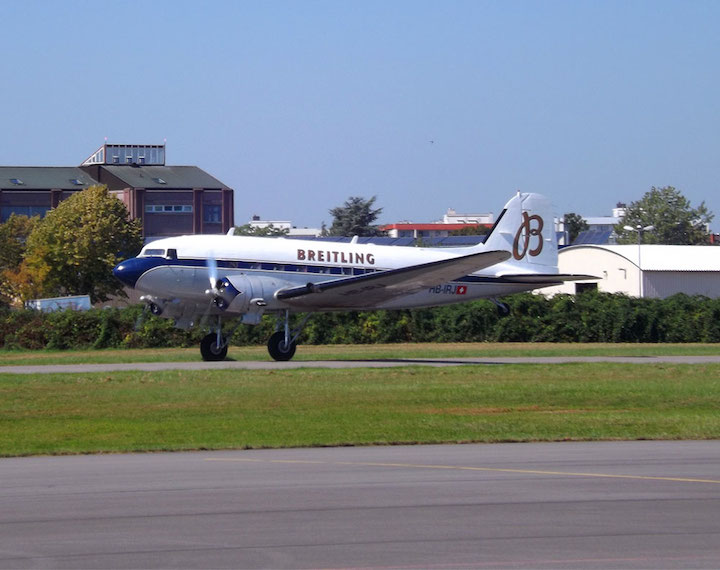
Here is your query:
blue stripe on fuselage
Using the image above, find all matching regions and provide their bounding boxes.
[113,256,384,288]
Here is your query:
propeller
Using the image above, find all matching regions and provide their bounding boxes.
[134,302,150,331]
[205,255,220,297]
[202,254,240,313]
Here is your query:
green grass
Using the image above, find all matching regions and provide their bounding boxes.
[1,342,719,366]
[1,363,719,456]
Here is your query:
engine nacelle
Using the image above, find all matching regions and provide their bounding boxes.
[223,274,288,314]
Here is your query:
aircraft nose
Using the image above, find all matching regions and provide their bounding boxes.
[113,257,145,288]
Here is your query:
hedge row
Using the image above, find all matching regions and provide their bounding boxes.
[1,292,719,350]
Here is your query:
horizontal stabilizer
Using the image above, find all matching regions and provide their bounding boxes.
[276,250,511,309]
[495,273,598,284]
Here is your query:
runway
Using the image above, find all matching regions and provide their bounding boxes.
[3,354,720,374]
[1,441,719,569]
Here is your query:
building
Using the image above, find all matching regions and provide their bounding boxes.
[0,167,96,221]
[1,143,234,239]
[541,244,720,298]
[81,144,233,239]
[442,208,494,225]
[380,222,491,239]
[380,207,494,239]
[569,203,627,245]
[247,215,321,237]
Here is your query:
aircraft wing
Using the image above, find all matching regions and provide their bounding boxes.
[275,250,511,309]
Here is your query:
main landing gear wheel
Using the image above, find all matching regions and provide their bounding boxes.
[267,331,297,361]
[200,333,228,361]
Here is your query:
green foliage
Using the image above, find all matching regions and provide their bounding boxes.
[0,214,38,271]
[448,225,486,237]
[615,186,714,245]
[328,196,384,237]
[563,212,588,244]
[22,185,143,303]
[2,292,720,351]
[0,308,49,349]
[0,306,196,350]
[232,223,289,236]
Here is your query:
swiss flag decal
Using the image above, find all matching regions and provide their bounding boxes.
[457,285,467,295]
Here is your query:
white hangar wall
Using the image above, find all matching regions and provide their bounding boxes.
[644,272,720,298]
[540,245,720,299]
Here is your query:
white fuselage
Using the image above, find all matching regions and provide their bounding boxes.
[128,234,541,313]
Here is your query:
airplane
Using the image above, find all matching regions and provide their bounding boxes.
[113,192,594,361]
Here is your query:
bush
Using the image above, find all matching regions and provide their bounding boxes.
[0,309,49,349]
[1,291,719,351]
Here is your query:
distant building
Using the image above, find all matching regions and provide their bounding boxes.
[442,208,494,225]
[381,208,493,239]
[1,143,234,240]
[0,167,95,221]
[81,143,233,239]
[570,203,627,245]
[247,215,321,237]
[381,222,491,239]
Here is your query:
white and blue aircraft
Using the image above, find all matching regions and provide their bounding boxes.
[113,192,593,361]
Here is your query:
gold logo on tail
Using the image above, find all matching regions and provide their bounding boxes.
[513,212,544,260]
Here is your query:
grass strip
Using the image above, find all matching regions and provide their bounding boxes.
[1,362,719,456]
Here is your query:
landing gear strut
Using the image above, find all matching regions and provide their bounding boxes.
[491,298,511,316]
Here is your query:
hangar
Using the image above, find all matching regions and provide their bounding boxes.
[541,244,720,298]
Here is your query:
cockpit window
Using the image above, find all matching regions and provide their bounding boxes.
[141,248,166,257]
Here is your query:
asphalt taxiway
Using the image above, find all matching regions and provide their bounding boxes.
[2,353,720,374]
[1,441,719,569]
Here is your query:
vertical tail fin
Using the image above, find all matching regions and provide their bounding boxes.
[481,192,558,271]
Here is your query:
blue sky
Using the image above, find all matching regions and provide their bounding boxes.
[1,0,718,229]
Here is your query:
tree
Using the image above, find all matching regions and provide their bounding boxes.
[448,224,486,237]
[328,196,384,237]
[232,223,289,237]
[17,185,143,303]
[615,186,713,245]
[0,215,40,305]
[563,212,588,244]
[0,214,39,272]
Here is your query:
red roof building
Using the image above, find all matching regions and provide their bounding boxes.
[380,222,492,238]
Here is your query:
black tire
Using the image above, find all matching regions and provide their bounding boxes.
[267,331,297,361]
[200,333,228,361]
